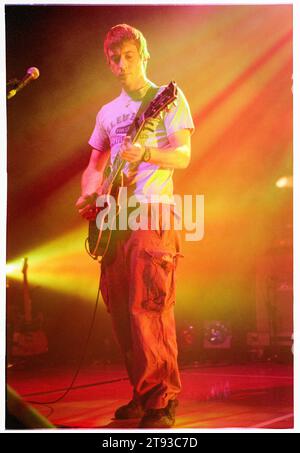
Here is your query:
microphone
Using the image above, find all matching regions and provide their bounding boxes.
[7,67,40,99]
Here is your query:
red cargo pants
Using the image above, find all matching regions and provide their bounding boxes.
[100,204,182,410]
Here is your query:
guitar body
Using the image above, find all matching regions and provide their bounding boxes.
[88,218,113,259]
[87,183,120,260]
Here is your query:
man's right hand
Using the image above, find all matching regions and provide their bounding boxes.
[76,192,99,220]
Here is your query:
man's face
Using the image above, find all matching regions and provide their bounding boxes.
[107,40,147,91]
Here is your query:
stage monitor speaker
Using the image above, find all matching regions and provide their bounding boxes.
[6,385,55,429]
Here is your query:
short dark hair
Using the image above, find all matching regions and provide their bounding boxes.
[104,24,150,64]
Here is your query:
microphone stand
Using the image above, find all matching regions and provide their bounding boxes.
[7,78,20,100]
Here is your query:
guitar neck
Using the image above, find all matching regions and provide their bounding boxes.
[101,81,177,194]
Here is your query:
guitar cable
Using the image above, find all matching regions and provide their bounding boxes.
[25,267,102,407]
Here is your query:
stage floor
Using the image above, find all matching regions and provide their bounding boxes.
[7,361,293,430]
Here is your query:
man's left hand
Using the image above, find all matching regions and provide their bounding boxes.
[119,136,144,163]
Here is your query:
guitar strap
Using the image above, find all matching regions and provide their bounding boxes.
[119,85,159,184]
[126,85,160,138]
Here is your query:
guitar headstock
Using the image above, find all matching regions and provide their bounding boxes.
[144,81,178,120]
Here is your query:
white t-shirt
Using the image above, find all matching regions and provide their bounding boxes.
[89,83,194,203]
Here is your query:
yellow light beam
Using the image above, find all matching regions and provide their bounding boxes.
[6,226,101,301]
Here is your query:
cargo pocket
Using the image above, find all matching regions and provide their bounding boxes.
[141,249,183,313]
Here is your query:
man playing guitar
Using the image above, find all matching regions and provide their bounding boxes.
[76,24,194,428]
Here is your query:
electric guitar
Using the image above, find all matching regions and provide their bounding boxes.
[87,81,178,260]
[12,258,48,357]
